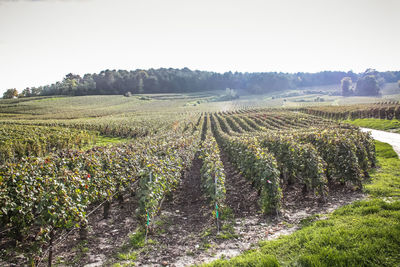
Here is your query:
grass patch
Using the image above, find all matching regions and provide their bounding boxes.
[127,230,146,250]
[344,118,400,132]
[95,135,129,146]
[201,228,213,239]
[111,229,146,266]
[202,142,400,266]
[374,140,399,159]
[81,135,129,150]
[216,223,239,240]
[200,242,213,251]
[65,241,89,265]
[281,221,294,228]
[365,142,400,198]
[299,214,321,228]
[219,206,234,221]
[116,251,137,261]
[112,263,135,267]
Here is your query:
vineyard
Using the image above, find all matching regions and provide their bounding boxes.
[0,100,383,266]
[0,125,95,163]
[298,101,400,120]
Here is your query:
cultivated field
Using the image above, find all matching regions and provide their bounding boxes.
[0,92,399,266]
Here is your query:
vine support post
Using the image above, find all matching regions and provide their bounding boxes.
[145,171,152,242]
[216,202,219,233]
[79,221,88,241]
[215,175,219,233]
[48,230,54,267]
[103,200,111,219]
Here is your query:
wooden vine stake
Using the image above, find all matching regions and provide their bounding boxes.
[215,175,219,233]
[145,172,152,242]
[103,200,110,219]
[48,230,54,267]
[79,221,88,241]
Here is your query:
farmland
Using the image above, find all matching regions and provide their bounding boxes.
[0,93,399,266]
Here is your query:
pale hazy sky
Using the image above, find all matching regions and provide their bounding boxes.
[0,0,399,94]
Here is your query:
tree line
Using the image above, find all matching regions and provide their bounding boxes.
[341,69,400,97]
[3,68,400,98]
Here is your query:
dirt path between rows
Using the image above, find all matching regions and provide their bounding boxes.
[49,191,139,266]
[361,128,400,157]
[134,155,214,266]
[221,151,259,217]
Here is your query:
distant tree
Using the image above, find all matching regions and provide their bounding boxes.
[3,88,18,99]
[136,70,148,94]
[398,80,400,89]
[362,68,385,86]
[32,86,44,96]
[225,88,238,99]
[355,75,381,96]
[21,87,31,97]
[61,73,81,95]
[341,77,353,96]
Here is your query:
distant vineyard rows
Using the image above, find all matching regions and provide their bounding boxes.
[298,101,400,120]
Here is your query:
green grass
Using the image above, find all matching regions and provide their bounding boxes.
[365,141,400,198]
[216,224,239,240]
[94,135,129,146]
[344,118,400,133]
[116,251,137,261]
[374,140,399,159]
[110,229,145,266]
[127,230,146,250]
[202,141,400,267]
[80,135,129,150]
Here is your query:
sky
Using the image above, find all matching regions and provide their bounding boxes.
[0,0,399,94]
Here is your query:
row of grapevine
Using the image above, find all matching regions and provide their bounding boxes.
[255,132,328,197]
[0,125,95,163]
[231,115,255,132]
[291,127,376,187]
[137,128,201,224]
[223,115,243,133]
[0,112,187,139]
[252,126,375,189]
[198,115,226,216]
[210,114,282,214]
[217,111,325,133]
[298,102,400,120]
[211,111,376,207]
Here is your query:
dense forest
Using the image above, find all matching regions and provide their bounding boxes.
[8,68,400,97]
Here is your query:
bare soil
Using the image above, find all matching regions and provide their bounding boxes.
[43,192,140,266]
[133,155,214,266]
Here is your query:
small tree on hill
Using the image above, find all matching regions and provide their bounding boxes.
[3,88,18,99]
[355,75,381,96]
[21,87,31,97]
[341,77,353,96]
